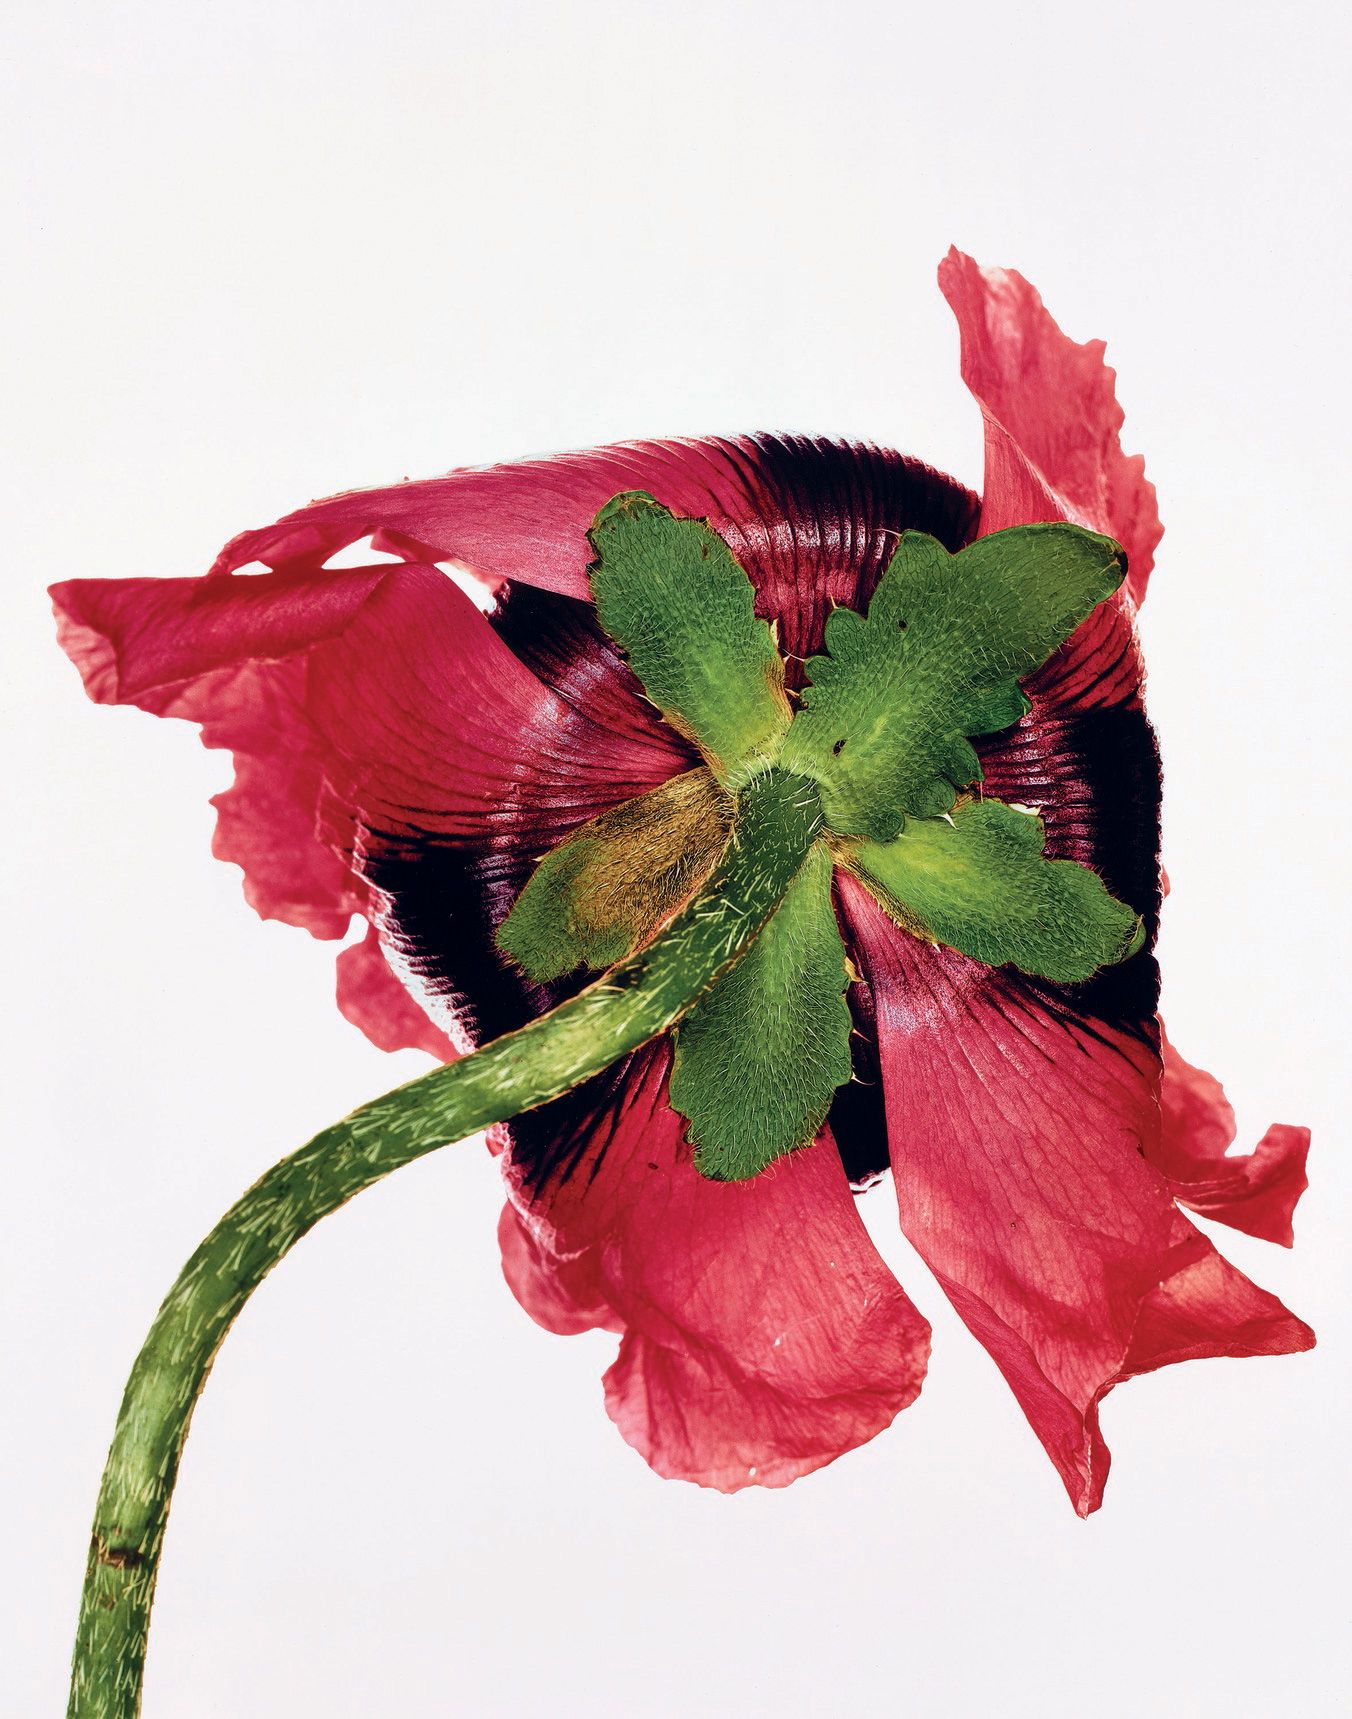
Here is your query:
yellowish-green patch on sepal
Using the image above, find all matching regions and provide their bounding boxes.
[497,768,734,983]
[844,796,1144,983]
[669,842,853,1181]
[780,524,1126,839]
[588,492,793,786]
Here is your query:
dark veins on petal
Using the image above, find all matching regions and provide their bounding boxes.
[491,580,688,755]
[711,436,980,681]
[827,900,892,1190]
[508,1050,653,1204]
[362,436,1157,1196]
[540,445,978,1188]
[827,707,1162,1188]
[975,704,1163,1028]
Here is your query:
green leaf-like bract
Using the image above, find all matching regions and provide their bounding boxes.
[497,769,733,982]
[589,491,793,785]
[846,796,1144,982]
[669,843,853,1180]
[780,525,1126,839]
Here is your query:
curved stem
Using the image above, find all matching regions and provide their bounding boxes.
[69,770,822,1719]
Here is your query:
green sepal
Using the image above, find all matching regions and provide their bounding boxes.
[588,491,793,786]
[844,795,1144,983]
[780,524,1125,839]
[497,768,734,983]
[669,842,853,1181]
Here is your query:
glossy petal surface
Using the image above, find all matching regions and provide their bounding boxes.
[209,434,979,670]
[335,924,460,1060]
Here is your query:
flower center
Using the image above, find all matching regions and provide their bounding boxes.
[491,492,1145,1182]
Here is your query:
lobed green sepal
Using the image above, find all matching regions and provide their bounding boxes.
[845,795,1143,983]
[670,842,853,1181]
[780,524,1126,839]
[497,769,733,983]
[588,491,793,785]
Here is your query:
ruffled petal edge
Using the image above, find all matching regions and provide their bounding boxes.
[1151,1029,1311,1246]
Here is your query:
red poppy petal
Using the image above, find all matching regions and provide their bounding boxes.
[207,435,978,672]
[937,255,1158,944]
[59,436,979,1069]
[1117,1208,1313,1378]
[53,570,389,937]
[966,1205,1315,1515]
[51,563,682,1049]
[1151,1030,1311,1246]
[489,580,679,755]
[335,924,459,1061]
[496,1202,621,1337]
[940,248,1155,747]
[939,247,1162,608]
[843,877,1311,1514]
[500,1042,931,1490]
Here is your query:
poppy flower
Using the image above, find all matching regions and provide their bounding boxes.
[52,246,1312,1516]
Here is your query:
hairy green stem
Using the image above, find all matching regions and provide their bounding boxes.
[68,769,822,1719]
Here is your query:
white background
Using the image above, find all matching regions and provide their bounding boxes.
[4,3,1349,1714]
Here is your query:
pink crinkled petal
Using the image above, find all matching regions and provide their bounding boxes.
[939,246,1162,606]
[1150,1030,1310,1246]
[51,563,682,1052]
[206,434,978,671]
[496,1202,621,1338]
[843,877,1312,1516]
[499,1043,931,1491]
[53,435,980,1067]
